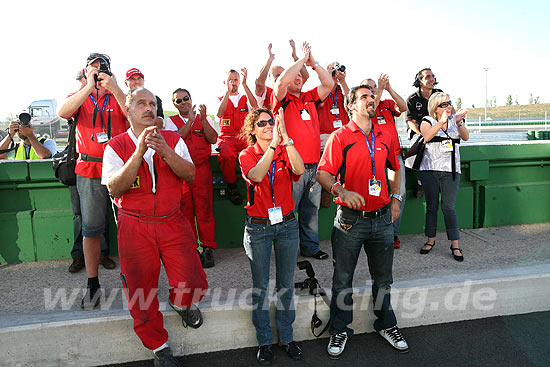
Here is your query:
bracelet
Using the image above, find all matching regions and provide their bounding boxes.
[330,181,341,195]
[269,145,276,151]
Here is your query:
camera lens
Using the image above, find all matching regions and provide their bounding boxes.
[19,112,31,125]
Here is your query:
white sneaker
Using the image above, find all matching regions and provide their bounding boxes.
[378,325,409,352]
[327,332,348,359]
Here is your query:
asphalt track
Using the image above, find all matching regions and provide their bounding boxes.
[107,311,550,367]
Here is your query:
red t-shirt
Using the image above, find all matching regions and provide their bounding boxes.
[372,99,402,156]
[70,91,128,178]
[316,85,349,134]
[262,86,274,110]
[239,143,300,218]
[318,120,400,211]
[273,88,321,164]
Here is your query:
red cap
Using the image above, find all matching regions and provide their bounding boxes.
[125,68,144,81]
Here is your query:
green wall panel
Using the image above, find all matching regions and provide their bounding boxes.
[33,209,73,261]
[0,211,35,262]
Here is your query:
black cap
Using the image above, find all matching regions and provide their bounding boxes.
[86,53,111,66]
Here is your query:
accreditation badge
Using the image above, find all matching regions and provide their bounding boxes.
[441,139,453,152]
[330,104,340,115]
[333,120,343,129]
[96,132,109,143]
[377,116,387,125]
[368,178,382,197]
[268,206,283,225]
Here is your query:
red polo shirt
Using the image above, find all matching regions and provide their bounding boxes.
[70,91,128,178]
[239,143,300,218]
[273,88,322,164]
[372,99,402,156]
[318,120,400,211]
[317,85,349,134]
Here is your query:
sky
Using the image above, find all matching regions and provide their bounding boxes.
[1,0,549,120]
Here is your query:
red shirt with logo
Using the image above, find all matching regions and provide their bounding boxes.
[272,88,322,164]
[316,85,349,134]
[318,120,400,211]
[239,144,300,218]
[372,99,402,156]
[71,91,128,178]
[218,94,249,138]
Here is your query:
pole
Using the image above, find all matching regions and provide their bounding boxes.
[483,67,489,123]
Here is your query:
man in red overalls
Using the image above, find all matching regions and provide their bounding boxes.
[216,68,258,205]
[102,87,208,367]
[165,88,218,268]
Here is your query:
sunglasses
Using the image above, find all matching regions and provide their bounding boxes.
[438,101,452,108]
[174,96,190,104]
[256,118,275,127]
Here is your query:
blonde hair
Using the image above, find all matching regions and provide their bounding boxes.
[427,92,451,118]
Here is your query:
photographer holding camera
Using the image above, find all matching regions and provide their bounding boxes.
[0,114,57,160]
[58,53,128,310]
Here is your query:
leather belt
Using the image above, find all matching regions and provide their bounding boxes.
[340,204,390,219]
[80,153,103,163]
[249,212,295,225]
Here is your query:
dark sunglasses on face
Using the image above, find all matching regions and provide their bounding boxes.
[438,101,452,108]
[256,118,275,127]
[174,96,190,104]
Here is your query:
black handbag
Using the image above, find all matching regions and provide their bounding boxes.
[52,110,79,186]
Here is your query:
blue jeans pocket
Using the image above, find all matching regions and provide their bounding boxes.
[381,209,393,225]
[338,212,359,231]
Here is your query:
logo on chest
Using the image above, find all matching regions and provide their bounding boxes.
[130,176,140,189]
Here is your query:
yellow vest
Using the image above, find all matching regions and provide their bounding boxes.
[14,138,47,160]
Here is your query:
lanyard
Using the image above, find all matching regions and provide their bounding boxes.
[266,160,277,207]
[89,94,111,140]
[329,88,339,119]
[358,126,376,178]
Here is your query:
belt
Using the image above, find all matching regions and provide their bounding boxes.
[304,163,317,169]
[80,154,103,163]
[249,212,295,225]
[340,204,390,219]
[118,208,178,223]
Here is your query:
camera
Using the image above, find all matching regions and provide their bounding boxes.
[332,63,346,76]
[94,58,112,83]
[295,260,322,296]
[18,112,31,127]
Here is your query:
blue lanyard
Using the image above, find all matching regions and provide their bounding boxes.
[329,89,339,119]
[89,94,110,129]
[266,160,277,206]
[358,126,376,178]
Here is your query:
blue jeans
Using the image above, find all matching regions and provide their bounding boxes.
[243,216,300,346]
[329,207,396,336]
[418,170,460,240]
[292,164,321,256]
[76,175,110,238]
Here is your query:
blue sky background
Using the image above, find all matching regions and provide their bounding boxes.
[1,0,548,119]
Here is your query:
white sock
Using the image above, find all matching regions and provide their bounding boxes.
[153,343,169,354]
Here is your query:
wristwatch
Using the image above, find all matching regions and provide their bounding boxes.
[283,138,294,147]
[391,193,403,202]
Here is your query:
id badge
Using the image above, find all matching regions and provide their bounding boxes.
[333,120,343,129]
[300,109,311,121]
[377,116,386,125]
[96,132,109,143]
[268,206,283,225]
[330,104,340,115]
[441,139,453,152]
[368,178,382,197]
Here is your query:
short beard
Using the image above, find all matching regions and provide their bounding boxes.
[367,108,376,118]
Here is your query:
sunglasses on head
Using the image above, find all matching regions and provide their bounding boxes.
[438,101,452,108]
[174,96,190,104]
[256,118,275,127]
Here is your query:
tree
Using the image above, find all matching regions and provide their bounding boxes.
[529,93,534,104]
[515,96,519,105]
[471,104,475,108]
[492,96,497,107]
[456,97,462,109]
[506,95,513,106]
[534,96,540,104]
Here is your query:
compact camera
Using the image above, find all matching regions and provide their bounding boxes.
[332,63,346,76]
[94,58,112,83]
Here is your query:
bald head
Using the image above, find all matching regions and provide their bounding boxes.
[269,65,284,84]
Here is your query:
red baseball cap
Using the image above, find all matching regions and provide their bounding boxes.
[125,68,144,81]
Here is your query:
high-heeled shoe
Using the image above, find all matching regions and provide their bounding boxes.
[420,241,435,254]
[450,245,464,262]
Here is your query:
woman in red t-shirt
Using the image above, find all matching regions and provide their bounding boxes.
[238,107,305,363]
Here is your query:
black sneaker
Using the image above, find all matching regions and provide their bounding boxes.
[202,247,215,268]
[169,301,203,329]
[69,257,85,273]
[278,341,303,360]
[154,347,181,367]
[227,183,242,205]
[81,287,101,310]
[257,345,274,365]
[327,332,348,359]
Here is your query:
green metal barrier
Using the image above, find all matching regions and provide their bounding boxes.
[1,141,549,263]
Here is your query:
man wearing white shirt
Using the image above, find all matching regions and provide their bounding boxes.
[102,87,208,367]
[165,88,219,268]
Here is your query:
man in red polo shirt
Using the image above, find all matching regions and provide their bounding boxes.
[317,85,408,359]
[125,67,164,128]
[58,53,128,310]
[363,75,408,249]
[272,42,334,260]
[254,40,309,110]
[216,68,258,205]
[165,88,218,268]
